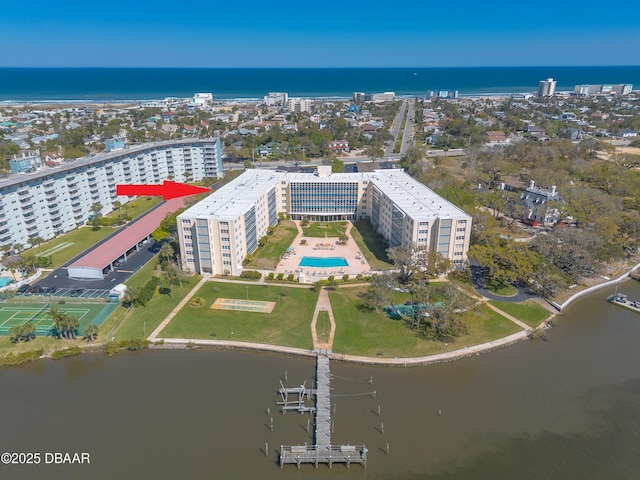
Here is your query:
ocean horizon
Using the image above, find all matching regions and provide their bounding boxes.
[0,66,638,103]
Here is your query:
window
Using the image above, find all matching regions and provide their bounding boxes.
[455,235,465,240]
[454,252,463,256]
[458,219,467,224]
[456,227,466,232]
[221,229,229,234]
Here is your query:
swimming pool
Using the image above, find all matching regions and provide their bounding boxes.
[299,257,348,268]
[0,277,13,287]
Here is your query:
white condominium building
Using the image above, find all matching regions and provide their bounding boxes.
[178,167,471,276]
[263,92,289,106]
[538,78,557,97]
[0,138,222,250]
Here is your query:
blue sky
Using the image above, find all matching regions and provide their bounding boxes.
[1,0,639,67]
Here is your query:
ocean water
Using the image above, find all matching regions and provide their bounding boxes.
[0,66,638,103]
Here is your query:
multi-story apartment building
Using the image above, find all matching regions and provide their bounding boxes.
[538,78,557,97]
[263,92,289,107]
[178,167,471,276]
[573,83,633,96]
[287,98,312,113]
[0,138,222,250]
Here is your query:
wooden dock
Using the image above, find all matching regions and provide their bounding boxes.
[279,354,367,468]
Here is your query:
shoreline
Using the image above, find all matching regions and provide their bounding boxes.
[4,262,639,368]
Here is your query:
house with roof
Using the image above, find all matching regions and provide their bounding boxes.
[486,131,509,145]
[329,140,350,153]
[521,180,563,226]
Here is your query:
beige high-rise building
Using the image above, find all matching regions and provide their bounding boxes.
[538,78,557,97]
[178,168,472,276]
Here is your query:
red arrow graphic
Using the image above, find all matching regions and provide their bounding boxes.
[116,180,211,200]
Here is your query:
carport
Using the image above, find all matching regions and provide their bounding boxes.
[67,198,185,280]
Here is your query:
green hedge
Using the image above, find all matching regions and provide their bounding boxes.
[0,349,43,366]
[52,346,83,360]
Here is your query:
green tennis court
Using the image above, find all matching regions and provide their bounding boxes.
[0,302,117,336]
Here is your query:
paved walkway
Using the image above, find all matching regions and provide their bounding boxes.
[310,287,336,352]
[148,275,208,341]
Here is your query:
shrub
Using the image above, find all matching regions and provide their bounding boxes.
[240,270,262,280]
[342,274,349,282]
[102,341,120,357]
[287,273,295,281]
[189,296,206,308]
[52,346,82,360]
[0,349,43,367]
[276,273,284,281]
[267,272,275,280]
[300,239,307,245]
[356,274,363,281]
[327,275,335,283]
[123,339,150,351]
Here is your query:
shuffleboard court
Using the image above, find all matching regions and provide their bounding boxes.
[210,298,276,313]
[0,302,117,336]
[40,242,74,257]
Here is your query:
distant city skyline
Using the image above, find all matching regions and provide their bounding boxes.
[1,0,639,68]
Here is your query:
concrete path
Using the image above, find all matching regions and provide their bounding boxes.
[310,287,336,352]
[148,275,208,340]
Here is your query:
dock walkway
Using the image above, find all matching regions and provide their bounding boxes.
[279,354,367,468]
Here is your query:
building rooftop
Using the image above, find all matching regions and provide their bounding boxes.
[180,168,470,221]
[367,169,469,220]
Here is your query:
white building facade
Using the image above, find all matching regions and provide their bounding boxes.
[0,138,222,250]
[538,78,557,97]
[178,168,471,276]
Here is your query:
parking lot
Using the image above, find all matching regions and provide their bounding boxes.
[12,285,111,300]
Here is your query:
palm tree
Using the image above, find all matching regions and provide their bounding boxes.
[122,287,139,308]
[112,201,122,223]
[84,324,99,342]
[12,243,24,255]
[30,236,44,255]
[1,244,11,259]
[158,242,175,264]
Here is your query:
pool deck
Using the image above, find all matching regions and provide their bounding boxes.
[276,222,372,281]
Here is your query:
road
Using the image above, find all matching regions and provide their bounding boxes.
[398,100,415,157]
[385,100,408,158]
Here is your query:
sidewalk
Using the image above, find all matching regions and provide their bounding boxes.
[148,275,208,341]
[310,287,336,352]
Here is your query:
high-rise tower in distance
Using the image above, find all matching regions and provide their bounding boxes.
[538,78,557,97]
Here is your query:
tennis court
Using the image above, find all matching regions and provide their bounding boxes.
[210,298,276,314]
[0,302,117,336]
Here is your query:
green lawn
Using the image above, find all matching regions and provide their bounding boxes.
[485,278,518,296]
[350,221,393,270]
[302,222,347,238]
[110,260,202,341]
[488,300,551,328]
[316,311,331,339]
[25,197,162,268]
[329,287,521,357]
[159,282,317,349]
[246,220,298,269]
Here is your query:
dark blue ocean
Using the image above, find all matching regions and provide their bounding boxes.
[0,67,638,102]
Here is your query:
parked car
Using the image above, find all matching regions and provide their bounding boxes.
[16,284,30,294]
